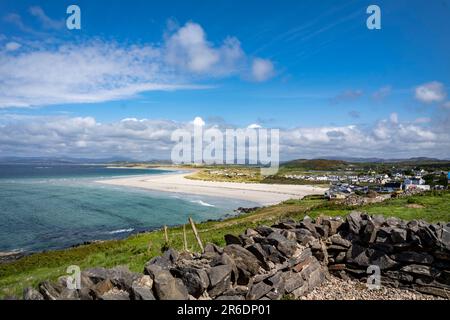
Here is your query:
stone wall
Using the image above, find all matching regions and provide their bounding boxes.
[22,212,449,300]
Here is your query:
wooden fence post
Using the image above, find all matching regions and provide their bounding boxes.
[164,225,169,243]
[189,217,204,252]
[183,224,188,252]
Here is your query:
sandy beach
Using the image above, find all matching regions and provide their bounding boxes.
[97,169,328,206]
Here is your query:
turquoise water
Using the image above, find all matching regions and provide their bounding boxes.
[0,165,256,253]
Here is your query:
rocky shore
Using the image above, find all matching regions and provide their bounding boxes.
[21,212,449,300]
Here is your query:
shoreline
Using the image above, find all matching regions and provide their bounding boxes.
[97,169,328,206]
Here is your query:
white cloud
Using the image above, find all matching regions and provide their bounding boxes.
[330,89,363,104]
[372,85,391,100]
[251,58,275,82]
[0,22,275,108]
[415,81,447,103]
[192,116,205,126]
[247,123,262,129]
[5,42,21,51]
[390,112,398,124]
[1,114,448,160]
[29,6,65,30]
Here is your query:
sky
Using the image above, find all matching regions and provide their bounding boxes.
[0,0,449,160]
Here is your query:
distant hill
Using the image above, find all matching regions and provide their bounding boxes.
[281,157,450,172]
[282,159,348,170]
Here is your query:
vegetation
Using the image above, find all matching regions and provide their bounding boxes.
[0,190,449,298]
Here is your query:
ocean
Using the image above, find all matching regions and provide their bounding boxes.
[0,164,257,253]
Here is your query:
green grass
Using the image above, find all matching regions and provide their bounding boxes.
[1,191,449,298]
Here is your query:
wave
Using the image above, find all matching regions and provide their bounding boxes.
[190,200,216,207]
[107,228,134,234]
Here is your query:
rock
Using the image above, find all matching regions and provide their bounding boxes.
[314,225,329,238]
[224,234,242,245]
[329,234,351,248]
[83,266,140,292]
[440,225,450,250]
[171,267,209,298]
[283,271,304,293]
[386,217,402,227]
[328,264,346,271]
[346,244,370,267]
[390,227,408,243]
[81,268,110,284]
[131,275,155,300]
[401,264,434,277]
[246,243,270,270]
[204,243,223,254]
[288,248,313,268]
[223,245,261,282]
[266,232,299,257]
[216,295,246,300]
[370,251,398,270]
[100,288,130,300]
[267,272,285,299]
[417,225,439,247]
[391,251,434,265]
[263,244,286,264]
[294,229,316,245]
[335,251,346,263]
[255,226,274,237]
[318,216,343,236]
[384,271,414,283]
[299,221,319,237]
[413,285,450,299]
[347,211,364,235]
[91,279,114,299]
[145,248,179,269]
[362,219,378,243]
[307,267,326,289]
[246,281,273,300]
[146,265,189,300]
[23,287,44,300]
[207,265,232,298]
[38,281,63,300]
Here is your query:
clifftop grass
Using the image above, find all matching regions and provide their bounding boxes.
[1,191,449,298]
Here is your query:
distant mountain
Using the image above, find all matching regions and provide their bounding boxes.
[0,156,171,165]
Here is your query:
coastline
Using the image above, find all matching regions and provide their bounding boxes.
[97,168,328,206]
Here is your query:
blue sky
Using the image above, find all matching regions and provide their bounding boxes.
[0,0,449,159]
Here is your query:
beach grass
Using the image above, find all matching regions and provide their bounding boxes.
[0,191,449,298]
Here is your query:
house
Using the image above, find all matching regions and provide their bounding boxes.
[404,178,425,186]
[404,178,430,191]
[380,182,403,193]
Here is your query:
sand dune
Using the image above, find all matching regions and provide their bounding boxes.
[97,170,328,206]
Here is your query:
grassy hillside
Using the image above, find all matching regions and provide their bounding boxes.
[0,191,449,298]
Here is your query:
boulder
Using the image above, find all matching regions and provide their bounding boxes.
[223,245,261,277]
[171,267,209,298]
[38,281,64,300]
[130,275,155,300]
[246,281,273,300]
[329,234,351,248]
[146,265,189,300]
[266,232,299,257]
[346,244,370,267]
[207,265,233,298]
[255,226,274,237]
[283,271,304,293]
[224,234,243,245]
[91,279,114,299]
[294,229,316,245]
[401,264,435,277]
[391,251,434,265]
[23,287,44,300]
[390,227,408,243]
[347,211,364,235]
[100,288,130,300]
